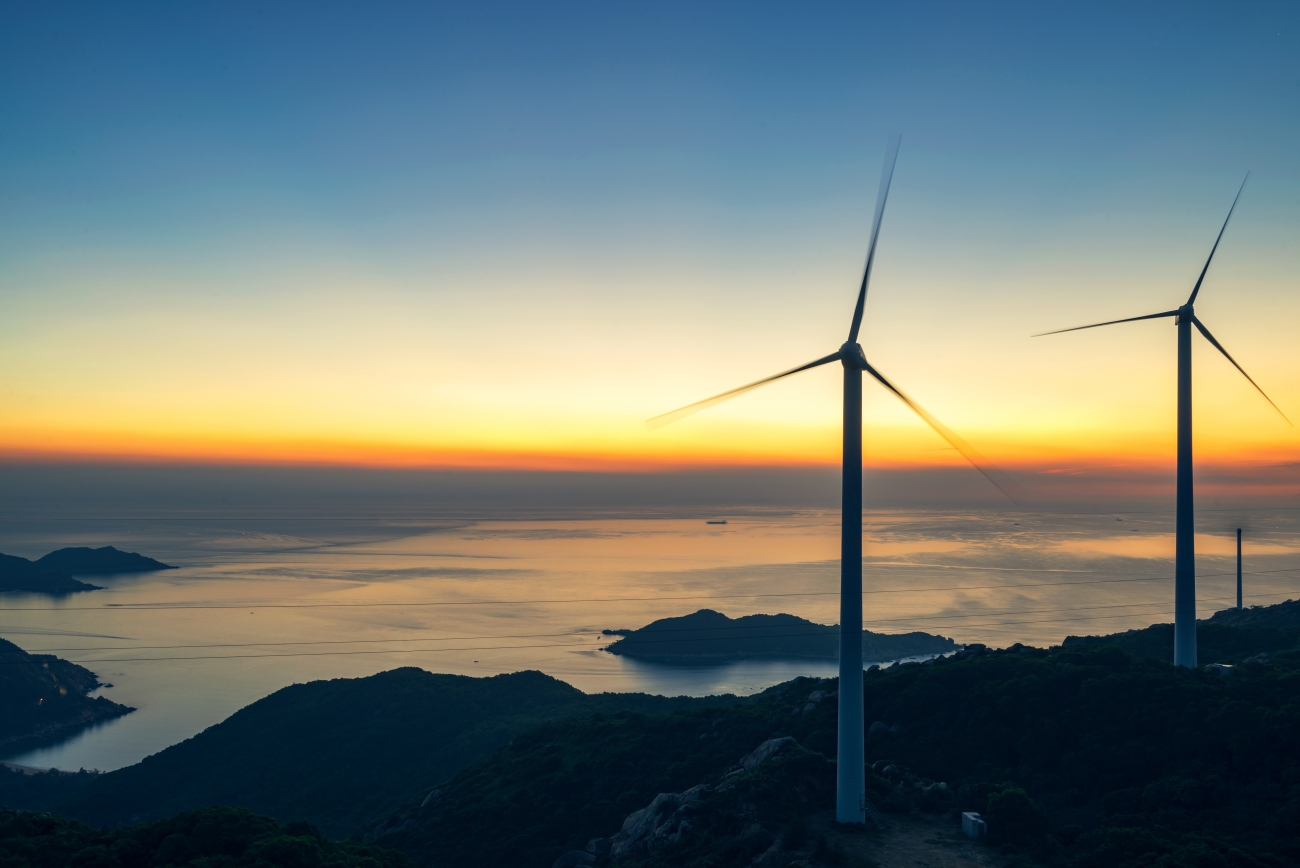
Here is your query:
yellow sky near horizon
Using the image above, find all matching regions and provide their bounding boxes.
[1,251,1295,474]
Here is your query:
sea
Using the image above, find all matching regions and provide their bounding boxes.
[1,507,1297,773]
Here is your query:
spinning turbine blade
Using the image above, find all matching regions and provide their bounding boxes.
[1032,309,1179,337]
[646,351,843,430]
[847,135,902,343]
[860,360,1021,505]
[1187,173,1249,305]
[1191,316,1291,425]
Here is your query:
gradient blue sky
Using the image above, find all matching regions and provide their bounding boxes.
[1,2,1297,473]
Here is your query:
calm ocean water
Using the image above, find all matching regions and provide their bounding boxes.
[2,507,1297,772]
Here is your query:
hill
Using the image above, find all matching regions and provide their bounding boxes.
[604,609,957,663]
[36,546,175,575]
[0,638,133,751]
[1063,599,1300,662]
[1206,598,1300,629]
[0,555,97,594]
[369,644,1300,868]
[32,668,744,838]
[0,806,407,868]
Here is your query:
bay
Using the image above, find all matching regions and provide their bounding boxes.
[1,507,1296,772]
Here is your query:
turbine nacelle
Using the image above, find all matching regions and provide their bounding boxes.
[839,342,867,369]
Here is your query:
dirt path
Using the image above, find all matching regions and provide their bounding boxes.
[807,810,1006,868]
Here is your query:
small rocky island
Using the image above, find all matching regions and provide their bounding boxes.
[37,546,175,576]
[0,637,134,750]
[0,546,175,594]
[603,609,958,663]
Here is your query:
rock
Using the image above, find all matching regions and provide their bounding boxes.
[748,837,786,867]
[680,783,709,803]
[586,837,612,855]
[420,789,442,807]
[807,689,826,703]
[609,786,709,860]
[740,737,796,772]
[552,850,595,868]
[868,720,888,736]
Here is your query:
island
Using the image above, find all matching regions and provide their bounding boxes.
[0,637,134,751]
[0,546,176,594]
[0,553,99,593]
[36,545,176,575]
[603,608,959,663]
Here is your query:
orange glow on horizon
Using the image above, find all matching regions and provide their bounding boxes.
[0,425,1295,479]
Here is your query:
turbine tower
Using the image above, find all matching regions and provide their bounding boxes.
[1036,176,1290,668]
[648,140,1012,824]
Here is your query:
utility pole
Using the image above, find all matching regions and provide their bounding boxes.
[1237,528,1243,610]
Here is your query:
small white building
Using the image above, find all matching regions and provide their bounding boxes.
[962,811,987,839]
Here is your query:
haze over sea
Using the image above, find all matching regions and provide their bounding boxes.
[3,464,1297,773]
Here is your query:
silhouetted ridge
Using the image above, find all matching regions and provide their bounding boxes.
[37,667,742,837]
[37,545,175,575]
[604,608,957,662]
[0,553,98,594]
[1206,598,1300,628]
[1063,598,1300,663]
[0,636,134,749]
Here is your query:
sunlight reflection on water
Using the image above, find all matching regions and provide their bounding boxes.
[1,508,1297,771]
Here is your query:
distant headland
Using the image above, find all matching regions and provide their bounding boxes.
[0,545,175,594]
[0,637,134,751]
[603,609,959,663]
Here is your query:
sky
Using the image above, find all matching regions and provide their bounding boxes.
[1,2,1298,496]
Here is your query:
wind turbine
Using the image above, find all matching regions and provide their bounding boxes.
[1035,175,1290,668]
[648,139,1014,824]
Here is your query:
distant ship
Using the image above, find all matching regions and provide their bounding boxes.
[706,520,727,525]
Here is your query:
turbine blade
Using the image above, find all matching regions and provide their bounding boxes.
[647,351,843,430]
[1032,309,1179,337]
[1187,173,1249,306]
[1191,316,1291,426]
[847,135,902,343]
[861,360,1022,505]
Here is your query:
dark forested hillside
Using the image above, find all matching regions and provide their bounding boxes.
[36,668,742,837]
[1064,601,1300,662]
[0,638,133,750]
[372,644,1300,868]
[0,806,407,868]
[370,679,835,867]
